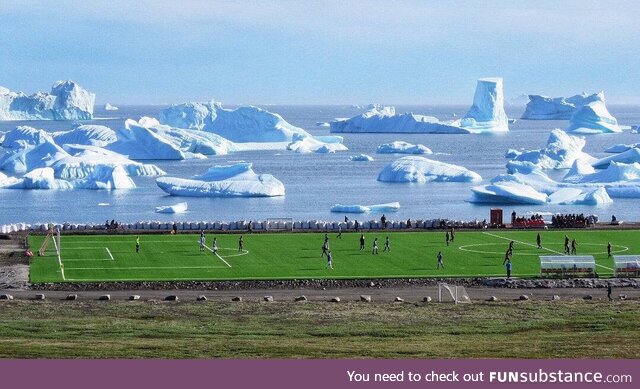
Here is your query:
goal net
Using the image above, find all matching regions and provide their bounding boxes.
[438,282,471,304]
[264,218,294,232]
[38,225,61,257]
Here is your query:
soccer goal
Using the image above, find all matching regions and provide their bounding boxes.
[438,282,471,304]
[264,218,294,232]
[38,225,61,257]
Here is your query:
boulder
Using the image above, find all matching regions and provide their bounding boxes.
[360,295,372,302]
[394,297,404,303]
[98,294,111,301]
[487,296,499,302]
[583,295,593,300]
[263,296,274,302]
[295,295,307,302]
[129,295,141,301]
[231,296,242,302]
[423,296,432,303]
[519,295,530,301]
[34,294,45,300]
[197,295,207,301]
[0,294,14,300]
[164,295,179,301]
[552,295,561,301]
[330,297,341,303]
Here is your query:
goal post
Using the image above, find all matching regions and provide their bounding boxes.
[264,218,294,232]
[438,282,471,304]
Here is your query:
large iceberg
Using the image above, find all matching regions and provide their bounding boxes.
[566,92,623,134]
[521,93,588,120]
[331,78,509,134]
[592,147,640,168]
[155,163,285,197]
[506,129,595,173]
[376,141,432,154]
[471,181,549,205]
[159,101,310,142]
[54,145,165,179]
[1,165,135,190]
[330,202,401,213]
[378,156,482,183]
[0,137,68,174]
[0,81,95,120]
[1,126,53,148]
[52,125,117,147]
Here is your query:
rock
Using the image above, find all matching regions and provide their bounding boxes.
[487,295,499,302]
[164,295,179,301]
[552,295,560,301]
[263,296,274,302]
[34,294,45,300]
[394,297,404,302]
[360,295,372,302]
[231,296,242,302]
[619,294,627,300]
[369,282,376,287]
[295,295,307,302]
[519,295,530,301]
[423,296,432,303]
[129,295,141,301]
[98,294,111,301]
[66,294,78,301]
[196,295,207,301]
[0,294,14,300]
[330,297,341,303]
[583,295,593,300]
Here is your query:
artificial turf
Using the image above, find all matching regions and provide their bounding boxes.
[28,229,640,283]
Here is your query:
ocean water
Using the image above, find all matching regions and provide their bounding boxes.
[1,104,639,226]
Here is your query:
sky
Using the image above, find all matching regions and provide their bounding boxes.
[1,0,639,105]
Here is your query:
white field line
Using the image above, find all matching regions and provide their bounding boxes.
[61,258,115,262]
[66,266,229,271]
[106,247,114,260]
[203,245,233,268]
[52,233,65,281]
[481,232,615,271]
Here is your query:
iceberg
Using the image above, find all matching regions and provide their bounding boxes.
[604,143,640,153]
[155,163,285,197]
[378,156,482,183]
[286,134,348,154]
[548,187,612,205]
[155,202,188,214]
[506,129,595,173]
[0,137,69,174]
[331,202,400,213]
[0,81,95,120]
[592,148,640,168]
[471,181,548,205]
[104,103,119,111]
[331,78,509,134]
[521,93,588,120]
[350,154,374,162]
[376,141,432,154]
[566,92,623,134]
[52,125,117,147]
[1,165,135,190]
[159,101,310,142]
[316,121,330,128]
[565,162,640,184]
[1,126,53,148]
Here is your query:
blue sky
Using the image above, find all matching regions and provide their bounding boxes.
[1,0,639,105]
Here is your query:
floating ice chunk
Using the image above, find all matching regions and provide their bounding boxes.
[331,202,400,213]
[459,78,509,133]
[52,125,117,147]
[0,81,95,120]
[592,148,640,168]
[75,165,136,190]
[368,202,401,213]
[563,160,596,183]
[506,129,595,172]
[471,181,548,204]
[155,163,285,197]
[3,167,72,189]
[0,171,22,187]
[287,134,348,154]
[504,149,523,159]
[107,118,189,160]
[155,202,188,214]
[159,101,310,142]
[568,162,640,184]
[521,93,588,120]
[316,122,330,128]
[104,103,119,111]
[377,141,432,154]
[604,143,640,153]
[350,154,374,162]
[548,187,612,205]
[378,156,481,183]
[2,126,53,148]
[0,138,69,174]
[567,92,622,134]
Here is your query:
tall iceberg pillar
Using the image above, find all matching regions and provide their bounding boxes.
[460,77,509,133]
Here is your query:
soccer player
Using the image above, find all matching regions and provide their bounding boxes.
[324,233,329,244]
[505,259,512,279]
[238,235,244,253]
[212,237,218,255]
[508,240,514,253]
[383,236,390,252]
[337,225,342,239]
[445,231,450,246]
[437,251,444,269]
[570,238,577,255]
[450,227,455,242]
[607,241,612,258]
[326,250,333,269]
[564,235,570,254]
[359,234,365,250]
[199,233,206,252]
[536,233,542,249]
[503,249,511,265]
[321,241,329,257]
[372,238,379,254]
[135,236,140,253]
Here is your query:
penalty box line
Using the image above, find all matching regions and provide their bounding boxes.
[481,232,615,271]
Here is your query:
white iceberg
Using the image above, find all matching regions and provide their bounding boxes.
[471,181,548,205]
[155,163,285,197]
[159,101,310,142]
[155,202,188,214]
[521,93,588,120]
[331,78,509,134]
[0,81,95,120]
[376,141,432,154]
[1,165,135,190]
[316,121,330,128]
[592,148,640,168]
[2,126,53,148]
[378,156,482,183]
[548,187,612,205]
[562,160,596,183]
[506,129,595,173]
[104,103,119,111]
[331,202,400,213]
[0,137,69,174]
[565,162,640,184]
[286,134,348,154]
[604,143,640,153]
[52,125,117,147]
[350,154,374,162]
[566,92,623,134]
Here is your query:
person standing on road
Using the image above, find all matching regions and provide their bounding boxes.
[607,282,613,302]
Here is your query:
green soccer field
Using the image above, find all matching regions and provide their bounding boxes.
[28,229,640,283]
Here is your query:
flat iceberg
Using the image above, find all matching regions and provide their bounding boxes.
[506,129,595,173]
[316,122,330,128]
[159,101,310,142]
[350,154,374,162]
[376,141,432,154]
[592,148,640,168]
[604,143,640,153]
[331,78,509,134]
[104,103,119,111]
[378,156,482,183]
[566,92,623,134]
[521,93,588,120]
[155,163,285,197]
[331,202,400,213]
[1,165,135,190]
[52,125,117,147]
[471,181,548,204]
[0,81,95,120]
[548,187,612,205]
[286,134,348,154]
[155,202,188,214]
